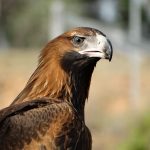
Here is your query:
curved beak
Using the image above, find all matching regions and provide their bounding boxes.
[106,39,113,62]
[79,35,113,61]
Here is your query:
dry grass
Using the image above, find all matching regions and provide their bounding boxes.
[0,49,150,150]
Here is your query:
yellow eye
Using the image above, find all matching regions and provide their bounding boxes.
[72,36,85,46]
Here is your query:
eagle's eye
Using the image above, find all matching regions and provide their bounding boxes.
[72,36,85,46]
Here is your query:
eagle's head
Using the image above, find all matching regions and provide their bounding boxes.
[63,27,112,60]
[40,27,113,72]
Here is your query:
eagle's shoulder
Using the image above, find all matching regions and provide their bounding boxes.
[0,98,83,150]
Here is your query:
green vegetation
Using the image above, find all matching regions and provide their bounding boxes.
[120,113,150,150]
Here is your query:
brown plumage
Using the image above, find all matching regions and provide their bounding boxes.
[0,27,113,150]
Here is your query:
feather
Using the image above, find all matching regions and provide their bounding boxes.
[0,98,83,150]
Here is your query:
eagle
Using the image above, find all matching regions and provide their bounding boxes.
[0,27,113,150]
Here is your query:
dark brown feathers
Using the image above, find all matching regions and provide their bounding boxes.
[0,98,83,150]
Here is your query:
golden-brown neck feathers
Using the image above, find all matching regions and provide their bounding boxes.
[12,37,73,104]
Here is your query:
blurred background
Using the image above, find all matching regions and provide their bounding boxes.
[0,0,150,149]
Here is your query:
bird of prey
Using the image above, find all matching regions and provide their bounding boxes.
[0,27,113,150]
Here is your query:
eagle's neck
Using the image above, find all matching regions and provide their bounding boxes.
[60,55,98,119]
[12,59,70,104]
[12,53,96,120]
[69,64,95,116]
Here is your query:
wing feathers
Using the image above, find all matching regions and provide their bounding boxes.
[0,98,82,150]
[0,98,54,124]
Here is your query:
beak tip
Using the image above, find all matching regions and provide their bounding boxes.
[107,39,113,62]
[109,55,112,62]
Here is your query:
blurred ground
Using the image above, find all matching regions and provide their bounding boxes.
[0,49,150,150]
